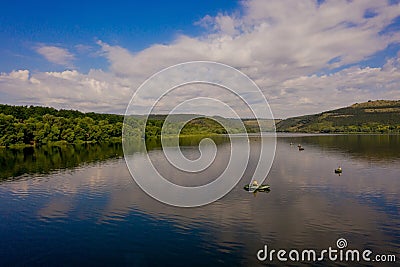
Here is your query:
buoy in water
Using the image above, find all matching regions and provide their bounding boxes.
[334,167,342,174]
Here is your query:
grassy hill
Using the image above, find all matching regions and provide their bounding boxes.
[276,100,400,133]
[133,114,276,132]
[242,118,278,132]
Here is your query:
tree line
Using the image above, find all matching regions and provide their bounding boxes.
[0,112,123,147]
[0,104,239,148]
[0,104,123,123]
[0,104,127,147]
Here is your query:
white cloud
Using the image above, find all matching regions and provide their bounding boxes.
[270,63,400,117]
[36,45,75,67]
[96,0,400,82]
[1,0,400,118]
[0,69,132,113]
[8,70,30,81]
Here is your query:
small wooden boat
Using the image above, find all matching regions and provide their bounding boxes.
[244,184,270,192]
[334,167,342,174]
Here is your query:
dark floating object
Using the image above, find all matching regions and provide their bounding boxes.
[298,146,304,151]
[244,184,271,192]
[334,167,342,174]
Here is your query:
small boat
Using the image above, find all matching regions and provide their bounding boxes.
[298,146,304,151]
[334,167,342,174]
[244,184,270,192]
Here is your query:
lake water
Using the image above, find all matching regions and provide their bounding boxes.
[0,134,399,266]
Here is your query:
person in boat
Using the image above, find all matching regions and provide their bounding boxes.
[252,180,258,186]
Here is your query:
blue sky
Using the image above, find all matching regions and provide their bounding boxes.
[0,0,399,118]
[0,0,238,72]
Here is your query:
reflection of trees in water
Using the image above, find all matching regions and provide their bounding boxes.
[2,134,399,262]
[3,134,396,181]
[0,135,231,181]
[145,135,230,150]
[0,143,123,180]
[280,134,400,161]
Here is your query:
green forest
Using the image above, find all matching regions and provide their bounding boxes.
[0,104,248,148]
[0,104,124,147]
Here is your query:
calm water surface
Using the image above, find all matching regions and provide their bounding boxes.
[0,135,399,266]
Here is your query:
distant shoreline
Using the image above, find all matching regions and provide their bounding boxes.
[1,101,399,148]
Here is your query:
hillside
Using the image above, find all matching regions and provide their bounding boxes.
[133,114,276,132]
[276,100,400,133]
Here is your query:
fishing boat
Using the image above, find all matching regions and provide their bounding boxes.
[334,167,342,174]
[244,184,270,192]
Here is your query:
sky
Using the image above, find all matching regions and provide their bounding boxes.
[0,0,400,118]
